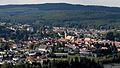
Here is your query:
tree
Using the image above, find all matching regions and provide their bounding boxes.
[106,32,114,41]
[1,62,11,68]
[14,62,25,68]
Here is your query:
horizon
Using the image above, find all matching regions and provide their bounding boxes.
[0,2,120,8]
[0,0,120,7]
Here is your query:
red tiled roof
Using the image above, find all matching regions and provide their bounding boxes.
[113,42,120,45]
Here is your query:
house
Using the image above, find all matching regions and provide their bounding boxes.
[64,32,75,40]
[28,50,36,56]
[37,45,48,52]
[113,42,120,52]
[101,47,108,50]
[79,51,97,57]
[54,53,68,58]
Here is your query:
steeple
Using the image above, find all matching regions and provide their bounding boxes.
[64,31,67,39]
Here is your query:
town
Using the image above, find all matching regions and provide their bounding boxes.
[0,22,119,68]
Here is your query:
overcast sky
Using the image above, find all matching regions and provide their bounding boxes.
[0,0,120,7]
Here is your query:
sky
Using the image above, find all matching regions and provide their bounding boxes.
[0,0,120,7]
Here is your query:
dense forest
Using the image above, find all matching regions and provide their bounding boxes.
[0,3,120,29]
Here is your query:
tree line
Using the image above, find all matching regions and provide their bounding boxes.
[0,57,104,68]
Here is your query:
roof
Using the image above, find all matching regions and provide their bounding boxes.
[113,42,120,45]
[65,36,74,40]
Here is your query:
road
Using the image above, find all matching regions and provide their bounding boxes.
[104,63,120,68]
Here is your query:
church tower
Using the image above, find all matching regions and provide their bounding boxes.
[64,31,67,39]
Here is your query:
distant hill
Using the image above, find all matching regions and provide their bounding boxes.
[0,3,120,13]
[0,3,120,29]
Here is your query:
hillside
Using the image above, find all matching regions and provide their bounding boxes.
[0,3,120,29]
[0,3,120,13]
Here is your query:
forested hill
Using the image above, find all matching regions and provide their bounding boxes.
[0,3,120,13]
[0,3,120,29]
